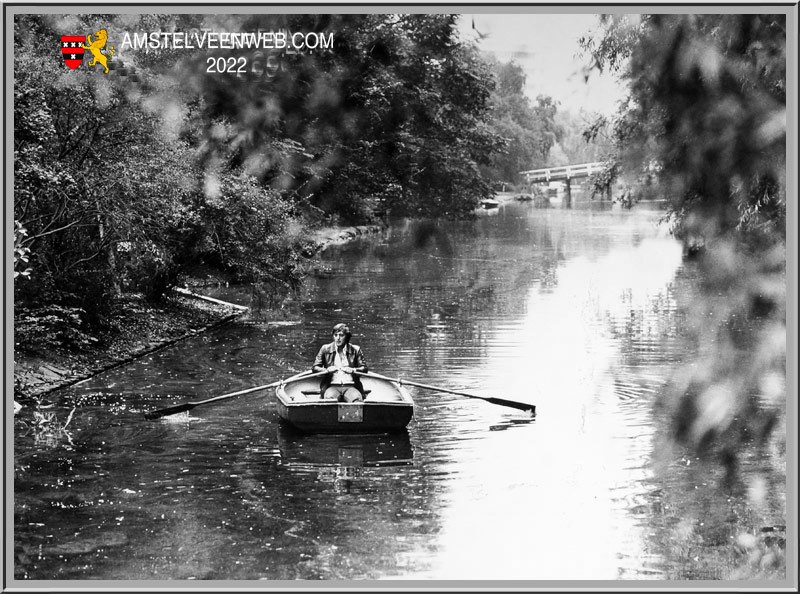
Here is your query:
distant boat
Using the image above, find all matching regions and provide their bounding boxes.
[480,198,500,209]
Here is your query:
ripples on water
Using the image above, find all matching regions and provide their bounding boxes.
[14,199,785,582]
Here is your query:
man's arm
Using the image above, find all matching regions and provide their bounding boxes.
[352,346,368,373]
[312,345,328,372]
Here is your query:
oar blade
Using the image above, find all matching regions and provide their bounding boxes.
[144,402,195,420]
[485,397,536,414]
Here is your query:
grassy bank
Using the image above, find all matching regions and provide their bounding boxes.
[13,292,243,406]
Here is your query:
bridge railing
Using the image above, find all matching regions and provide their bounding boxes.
[520,162,605,182]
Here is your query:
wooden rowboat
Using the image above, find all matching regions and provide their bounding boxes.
[275,374,414,434]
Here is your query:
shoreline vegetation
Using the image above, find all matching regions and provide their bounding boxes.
[13,223,386,410]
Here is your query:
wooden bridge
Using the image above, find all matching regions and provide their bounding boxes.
[519,161,607,202]
[520,162,604,184]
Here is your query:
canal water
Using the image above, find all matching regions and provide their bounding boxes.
[13,196,786,582]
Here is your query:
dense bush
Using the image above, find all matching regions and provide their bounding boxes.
[195,170,308,286]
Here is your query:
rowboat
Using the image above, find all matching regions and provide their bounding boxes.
[275,374,414,434]
[480,198,500,209]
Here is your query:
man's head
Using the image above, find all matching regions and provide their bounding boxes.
[332,323,351,346]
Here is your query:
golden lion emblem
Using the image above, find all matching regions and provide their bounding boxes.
[82,29,114,73]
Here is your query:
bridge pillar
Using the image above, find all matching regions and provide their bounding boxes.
[564,178,572,207]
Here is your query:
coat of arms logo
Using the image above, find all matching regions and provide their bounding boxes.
[61,29,115,73]
[61,35,85,70]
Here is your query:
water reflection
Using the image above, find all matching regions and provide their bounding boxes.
[14,199,785,582]
[276,428,414,469]
[273,429,414,497]
[410,224,685,580]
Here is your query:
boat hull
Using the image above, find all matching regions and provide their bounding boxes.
[275,375,414,434]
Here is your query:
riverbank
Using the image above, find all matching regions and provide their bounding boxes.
[13,223,388,410]
[13,292,244,407]
[309,222,388,250]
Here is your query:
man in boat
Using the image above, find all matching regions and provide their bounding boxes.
[312,323,369,402]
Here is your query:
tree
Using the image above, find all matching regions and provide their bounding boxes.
[551,110,613,165]
[14,15,208,315]
[579,13,787,486]
[175,14,506,222]
[13,12,511,345]
[481,58,562,184]
[580,14,786,239]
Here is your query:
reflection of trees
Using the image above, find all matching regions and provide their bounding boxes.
[15,405,443,580]
[311,220,551,362]
[234,435,441,579]
[309,208,646,375]
[601,281,686,365]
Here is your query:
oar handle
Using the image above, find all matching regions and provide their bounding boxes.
[354,370,396,382]
[191,382,279,407]
[193,369,324,406]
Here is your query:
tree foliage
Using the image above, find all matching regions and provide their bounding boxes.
[579,14,787,485]
[480,58,562,184]
[13,13,507,339]
[580,14,786,240]
[174,14,505,221]
[549,111,605,166]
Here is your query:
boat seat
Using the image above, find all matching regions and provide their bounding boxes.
[294,388,402,403]
[300,389,372,396]
[363,393,403,402]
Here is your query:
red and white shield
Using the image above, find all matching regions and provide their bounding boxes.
[61,36,86,69]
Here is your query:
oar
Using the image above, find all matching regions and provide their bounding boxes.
[144,370,326,420]
[356,371,535,413]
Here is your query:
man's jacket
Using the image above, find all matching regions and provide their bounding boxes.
[312,342,368,393]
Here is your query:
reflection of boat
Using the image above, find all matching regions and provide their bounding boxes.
[480,198,500,209]
[276,427,414,468]
[275,374,414,434]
